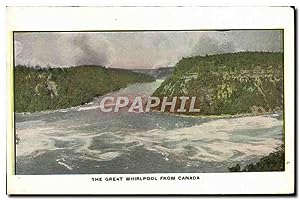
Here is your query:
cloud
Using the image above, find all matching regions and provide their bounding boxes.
[191,35,235,56]
[14,30,282,69]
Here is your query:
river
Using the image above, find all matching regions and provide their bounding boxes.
[15,80,283,174]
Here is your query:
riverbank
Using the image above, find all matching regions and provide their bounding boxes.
[228,144,284,172]
[14,65,155,113]
[153,52,283,115]
[151,109,283,120]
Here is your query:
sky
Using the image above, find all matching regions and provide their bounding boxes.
[14,30,283,69]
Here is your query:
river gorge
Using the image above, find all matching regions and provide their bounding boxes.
[15,80,283,174]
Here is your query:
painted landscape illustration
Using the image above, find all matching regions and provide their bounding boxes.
[14,30,284,174]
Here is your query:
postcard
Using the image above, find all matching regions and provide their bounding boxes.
[6,6,295,195]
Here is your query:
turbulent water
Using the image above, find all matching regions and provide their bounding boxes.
[15,80,283,174]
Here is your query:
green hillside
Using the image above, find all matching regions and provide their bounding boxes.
[14,65,155,112]
[153,52,283,115]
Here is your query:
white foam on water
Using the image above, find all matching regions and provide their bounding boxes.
[94,152,122,161]
[16,125,57,157]
[16,119,125,162]
[119,116,283,163]
[57,161,73,170]
[16,114,283,165]
[77,105,100,111]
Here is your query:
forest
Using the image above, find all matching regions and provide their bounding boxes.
[14,65,155,112]
[153,52,284,115]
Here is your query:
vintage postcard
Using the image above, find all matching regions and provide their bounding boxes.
[6,7,295,195]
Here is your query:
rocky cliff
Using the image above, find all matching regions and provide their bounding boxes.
[152,52,283,115]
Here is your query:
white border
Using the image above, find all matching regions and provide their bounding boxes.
[6,6,295,195]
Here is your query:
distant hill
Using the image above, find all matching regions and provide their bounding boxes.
[132,67,174,79]
[153,52,283,115]
[14,65,155,112]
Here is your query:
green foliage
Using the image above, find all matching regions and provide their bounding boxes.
[14,65,155,112]
[228,145,284,172]
[153,52,283,115]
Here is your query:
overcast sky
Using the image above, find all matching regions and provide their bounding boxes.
[14,30,283,69]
